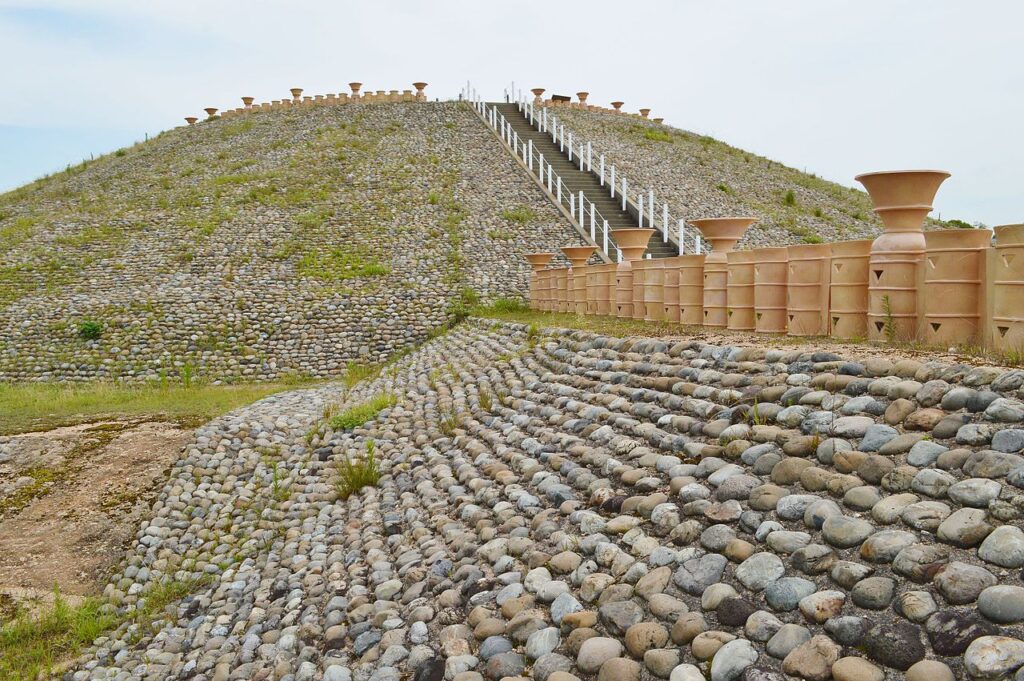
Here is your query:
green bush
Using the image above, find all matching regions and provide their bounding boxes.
[500,206,536,224]
[489,297,528,313]
[947,218,975,229]
[329,393,397,431]
[336,440,381,500]
[783,190,797,206]
[76,320,102,340]
[643,129,673,143]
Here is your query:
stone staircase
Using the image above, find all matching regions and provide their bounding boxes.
[494,103,678,259]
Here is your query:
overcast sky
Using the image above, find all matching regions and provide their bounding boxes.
[1,0,1021,225]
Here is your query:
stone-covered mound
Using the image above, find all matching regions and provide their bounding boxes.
[0,102,582,382]
[552,108,950,249]
[69,320,1024,680]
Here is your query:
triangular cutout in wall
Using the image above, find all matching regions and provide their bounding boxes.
[998,326,1010,338]
[875,321,885,332]
[930,322,941,332]
[873,269,884,280]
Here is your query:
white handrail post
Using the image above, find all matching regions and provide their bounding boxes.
[570,193,576,219]
[649,190,655,227]
[663,202,669,242]
[622,178,628,210]
[560,124,564,151]
[579,143,584,171]
[568,132,573,161]
[527,139,533,171]
[587,142,592,172]
[547,162,553,193]
[556,176,562,204]
[638,193,644,228]
[513,131,518,152]
[610,165,616,198]
[578,191,584,223]
[538,153,544,183]
[600,155,605,186]
[551,115,558,143]
[603,220,609,255]
[590,202,596,241]
[678,218,685,255]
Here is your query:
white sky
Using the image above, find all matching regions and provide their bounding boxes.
[1,0,1021,225]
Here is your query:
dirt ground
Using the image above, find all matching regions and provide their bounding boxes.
[0,421,191,609]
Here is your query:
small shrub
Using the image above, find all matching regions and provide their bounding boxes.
[783,190,797,206]
[428,192,441,205]
[500,206,536,224]
[882,295,897,343]
[76,320,102,340]
[439,409,459,436]
[802,234,823,244]
[813,208,824,218]
[642,128,673,143]
[479,390,493,411]
[947,218,975,229]
[330,393,397,431]
[490,297,528,313]
[336,440,381,500]
[487,230,512,240]
[114,149,127,157]
[715,183,732,194]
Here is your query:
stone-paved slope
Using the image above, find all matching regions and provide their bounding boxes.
[551,109,951,250]
[0,102,583,382]
[68,319,1024,680]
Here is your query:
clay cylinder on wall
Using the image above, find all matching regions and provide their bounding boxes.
[413,82,428,101]
[525,253,554,310]
[614,229,655,318]
[829,240,872,339]
[554,268,569,312]
[661,256,683,322]
[531,88,545,105]
[753,247,789,333]
[992,225,1024,351]
[643,259,665,321]
[691,218,756,328]
[594,264,616,316]
[786,243,831,336]
[727,250,756,331]
[562,246,597,315]
[586,266,600,315]
[631,259,648,320]
[856,170,950,341]
[923,229,992,345]
[678,255,706,325]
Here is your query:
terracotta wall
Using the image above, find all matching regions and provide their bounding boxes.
[528,225,1024,351]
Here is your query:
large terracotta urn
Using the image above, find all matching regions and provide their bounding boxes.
[613,229,655,318]
[290,88,303,103]
[203,107,218,118]
[184,116,198,125]
[991,225,1024,352]
[727,250,757,331]
[241,96,254,109]
[922,228,993,345]
[786,243,831,336]
[611,101,624,114]
[691,217,757,328]
[413,82,428,100]
[642,259,666,321]
[661,256,684,322]
[653,117,664,124]
[349,82,362,99]
[752,247,789,333]
[829,240,873,339]
[576,91,589,108]
[856,169,950,341]
[554,267,570,312]
[525,253,554,310]
[591,263,617,316]
[639,108,651,119]
[562,246,597,315]
[531,88,545,105]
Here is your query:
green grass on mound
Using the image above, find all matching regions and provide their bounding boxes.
[0,380,316,435]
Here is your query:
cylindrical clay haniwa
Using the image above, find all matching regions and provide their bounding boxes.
[991,224,1024,352]
[614,229,655,318]
[727,250,756,331]
[525,253,554,310]
[691,218,756,328]
[828,240,872,339]
[922,228,992,346]
[753,246,789,333]
[786,243,831,336]
[856,169,950,341]
[562,246,597,315]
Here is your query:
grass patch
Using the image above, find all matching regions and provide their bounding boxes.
[297,248,389,281]
[500,206,536,224]
[329,393,397,431]
[643,128,673,143]
[0,381,314,435]
[335,440,381,500]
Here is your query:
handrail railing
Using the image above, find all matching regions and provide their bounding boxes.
[463,84,622,262]
[510,90,703,256]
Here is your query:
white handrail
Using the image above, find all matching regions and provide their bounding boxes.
[511,94,703,255]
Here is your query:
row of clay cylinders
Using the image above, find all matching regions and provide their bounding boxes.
[525,247,599,313]
[185,82,429,124]
[529,88,663,122]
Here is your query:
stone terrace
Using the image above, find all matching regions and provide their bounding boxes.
[68,319,1024,681]
[0,102,584,382]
